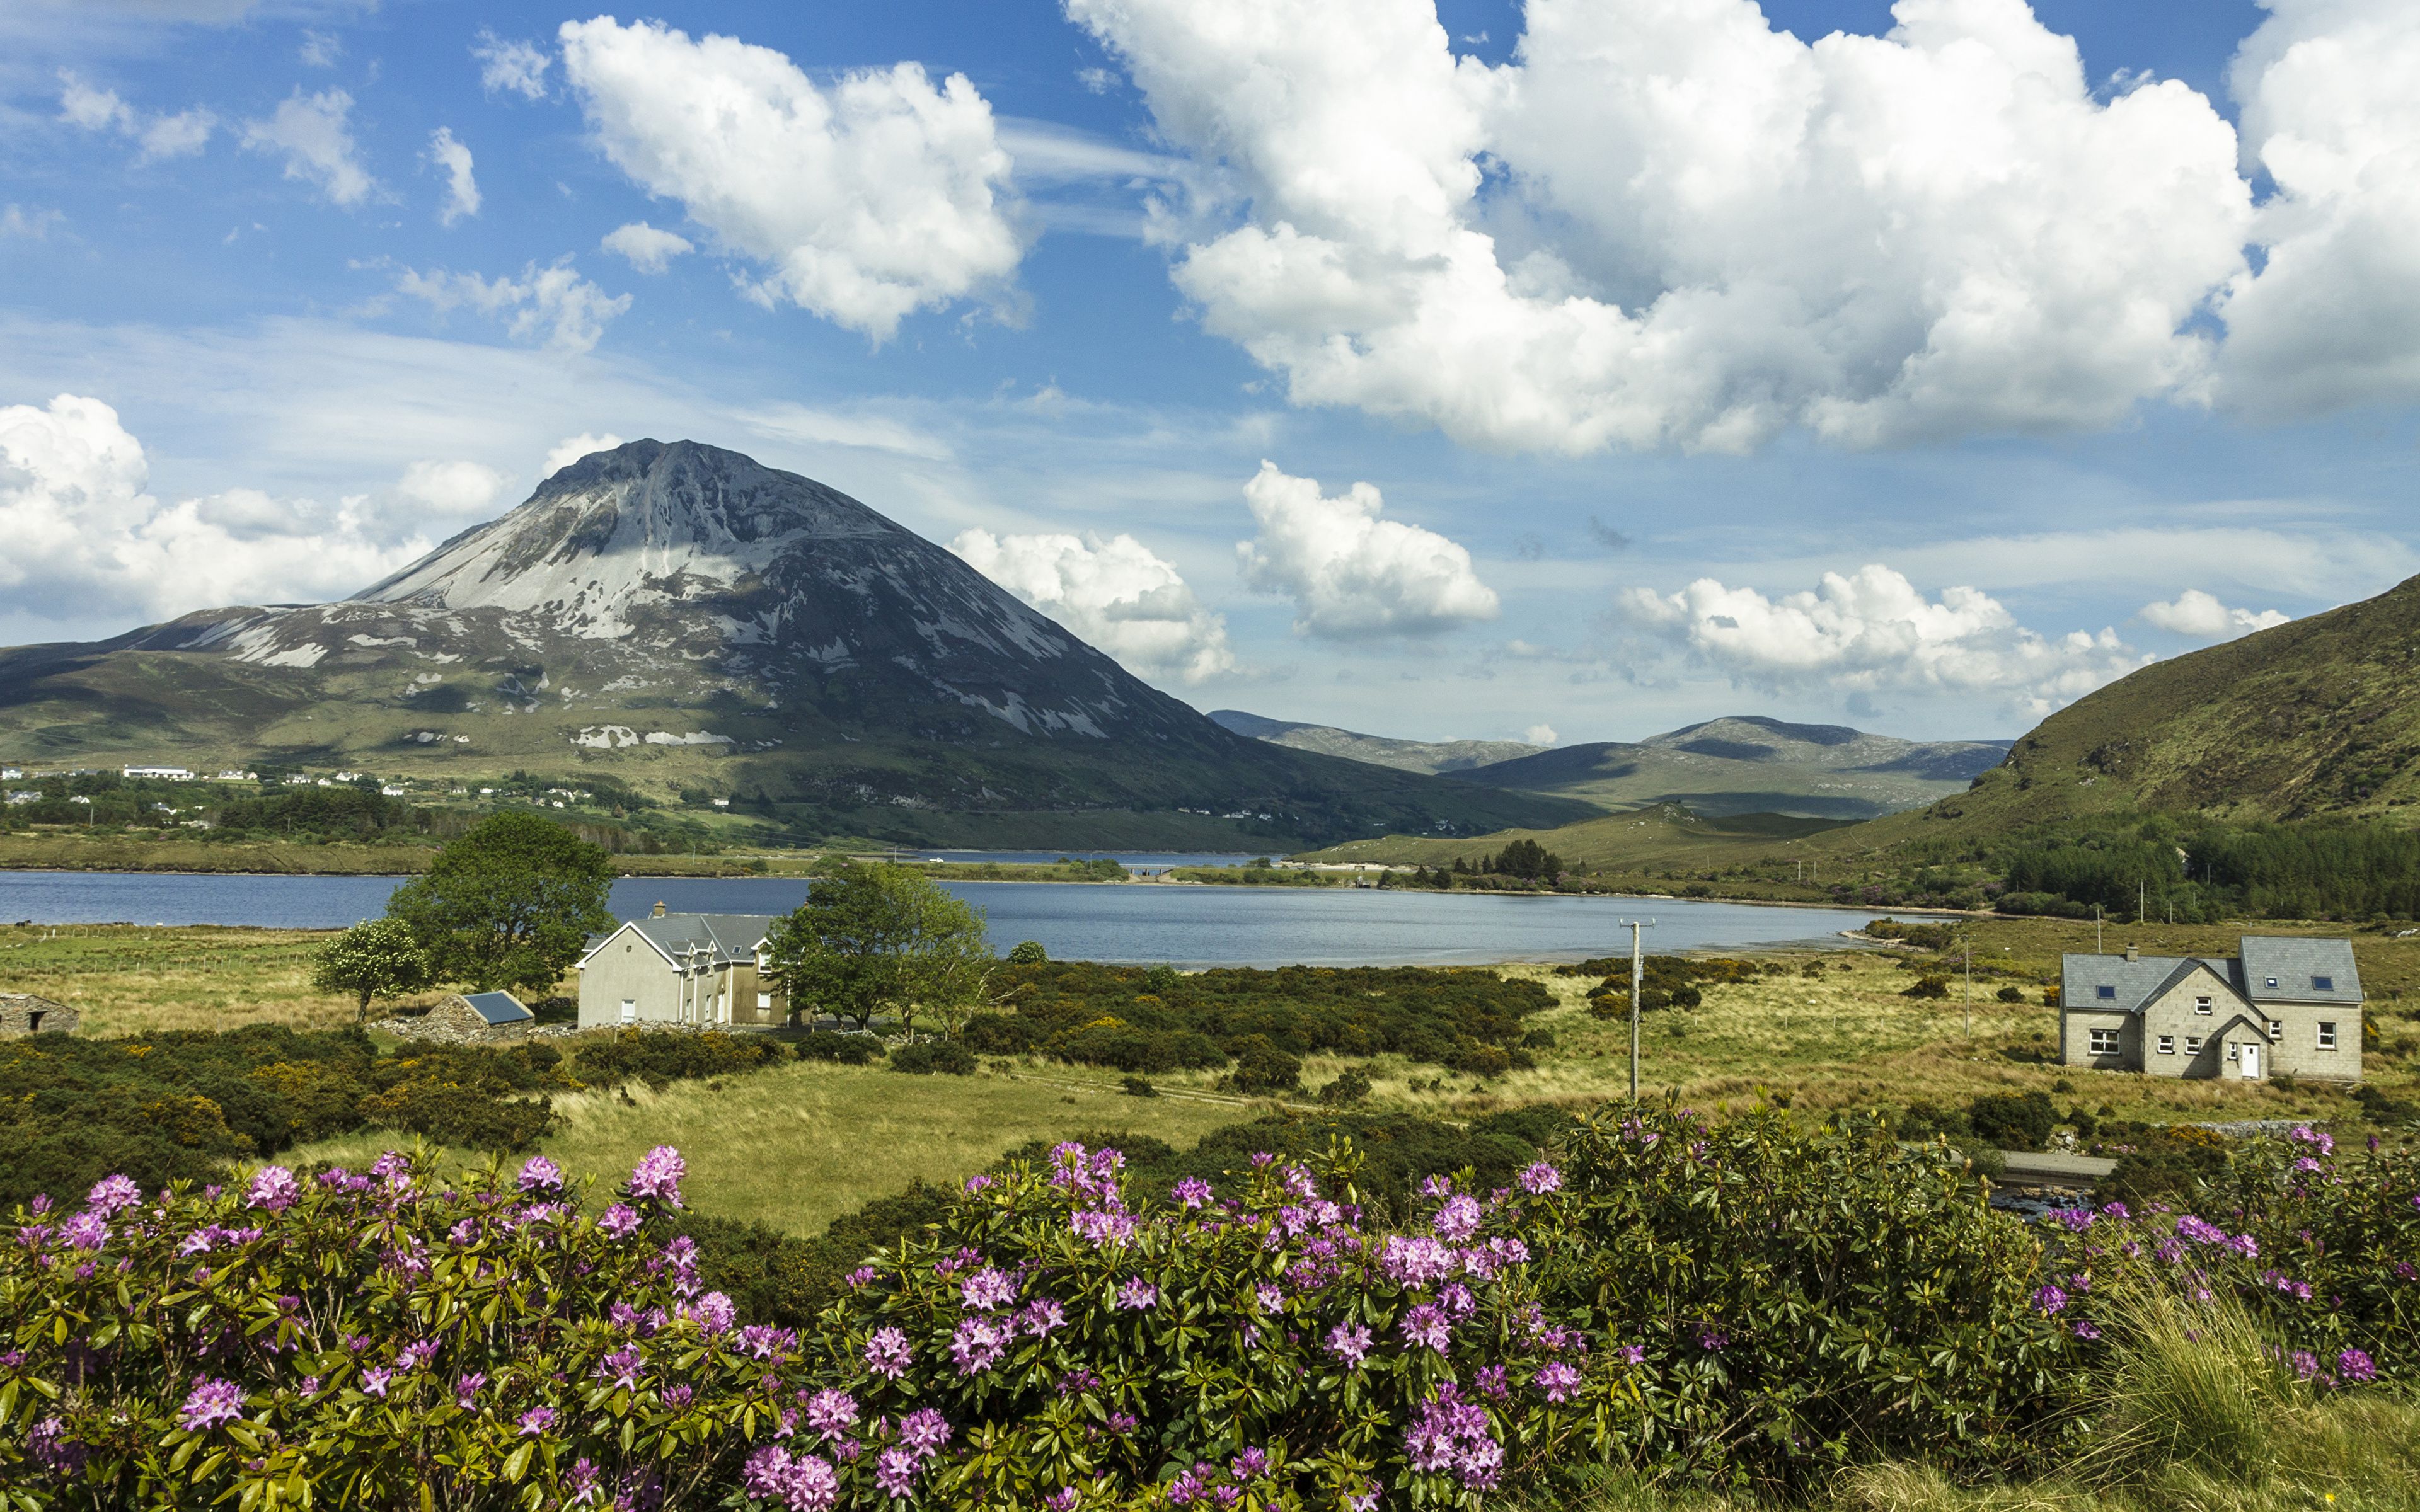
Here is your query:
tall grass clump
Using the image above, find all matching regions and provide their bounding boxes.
[2081,1290,2305,1481]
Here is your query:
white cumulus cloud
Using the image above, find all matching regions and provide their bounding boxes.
[0,394,428,621]
[1620,563,2150,714]
[1523,723,1558,745]
[395,258,630,354]
[475,31,553,101]
[952,528,1237,684]
[1236,461,1499,638]
[557,16,1024,341]
[1066,0,2258,453]
[241,88,374,206]
[427,127,480,226]
[543,433,625,478]
[2139,590,2291,641]
[2218,0,2420,415]
[57,70,216,162]
[601,220,694,274]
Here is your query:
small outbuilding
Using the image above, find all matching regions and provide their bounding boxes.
[0,993,78,1037]
[414,990,536,1043]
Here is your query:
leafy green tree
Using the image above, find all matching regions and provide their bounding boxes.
[311,917,433,1021]
[764,863,992,1033]
[1006,939,1049,965]
[384,811,614,997]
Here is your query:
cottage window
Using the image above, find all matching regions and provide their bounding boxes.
[2088,1028,2119,1055]
[620,999,636,1025]
[2157,1034,2175,1055]
[2266,1019,2283,1042]
[2095,984,2118,1000]
[2312,975,2334,992]
[2264,977,2279,989]
[756,992,773,1010]
[2317,1021,2337,1050]
[2193,995,2211,1016]
[2185,1036,2203,1055]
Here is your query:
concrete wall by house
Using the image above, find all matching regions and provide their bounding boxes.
[2060,1008,2138,1071]
[415,995,529,1043]
[2259,999,2363,1082]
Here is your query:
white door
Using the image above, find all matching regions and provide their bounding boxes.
[2240,1043,2261,1079]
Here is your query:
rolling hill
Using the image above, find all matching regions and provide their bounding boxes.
[0,440,1591,849]
[1453,715,2012,820]
[1206,710,1547,776]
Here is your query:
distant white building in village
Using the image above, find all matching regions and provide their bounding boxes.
[122,766,193,780]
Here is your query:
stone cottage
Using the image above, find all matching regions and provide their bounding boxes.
[412,991,535,1043]
[575,904,788,1029]
[0,993,77,1037]
[2060,936,2363,1084]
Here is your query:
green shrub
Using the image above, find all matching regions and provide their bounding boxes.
[1904,975,1951,1000]
[1997,984,2025,1003]
[1316,1067,1372,1105]
[959,1012,1046,1055]
[795,1033,885,1065]
[1968,1091,2057,1149]
[888,1038,976,1075]
[1121,1075,1158,1097]
[1223,1034,1301,1094]
[1005,939,1048,965]
[573,1029,785,1089]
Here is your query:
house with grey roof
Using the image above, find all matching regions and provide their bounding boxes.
[2060,936,2363,1083]
[574,903,788,1029]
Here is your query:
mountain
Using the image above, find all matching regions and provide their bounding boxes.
[1904,574,2420,835]
[1453,715,2014,820]
[0,440,1591,847]
[1207,710,1547,776]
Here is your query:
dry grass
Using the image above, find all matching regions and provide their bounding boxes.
[287,1058,1259,1235]
[0,922,463,1036]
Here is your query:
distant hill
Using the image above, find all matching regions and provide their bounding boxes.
[1207,710,1546,776]
[1455,715,2012,820]
[1898,573,2420,836]
[0,440,1591,849]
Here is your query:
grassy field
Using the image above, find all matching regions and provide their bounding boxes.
[287,1058,1260,1235]
[23,914,2417,1232]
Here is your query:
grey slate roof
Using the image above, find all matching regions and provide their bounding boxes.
[2238,936,2363,1005]
[599,913,780,969]
[460,990,533,1025]
[2061,936,2365,1015]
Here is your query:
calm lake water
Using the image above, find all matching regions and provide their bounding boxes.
[0,870,1879,966]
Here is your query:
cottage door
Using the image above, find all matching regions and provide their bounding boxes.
[2240,1043,2261,1079]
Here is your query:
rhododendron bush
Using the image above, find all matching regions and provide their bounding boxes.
[2,1108,2412,1510]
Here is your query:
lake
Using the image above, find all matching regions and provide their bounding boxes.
[0,870,1881,966]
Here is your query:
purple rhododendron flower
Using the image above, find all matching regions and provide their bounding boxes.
[899,1407,953,1455]
[802,1389,858,1438]
[628,1145,686,1208]
[875,1447,920,1499]
[1400,1303,1450,1352]
[1519,1160,1562,1195]
[2337,1348,2377,1384]
[517,1156,564,1193]
[1233,1445,1271,1480]
[1533,1360,1582,1402]
[1115,1276,1158,1310]
[518,1407,558,1435]
[2072,1320,2102,1341]
[1172,1176,1213,1208]
[179,1377,245,1431]
[949,1316,1010,1375]
[455,1373,485,1407]
[1405,1382,1502,1489]
[1044,1489,1079,1512]
[688,1291,736,1336]
[1431,1193,1482,1242]
[865,1326,912,1380]
[1019,1298,1066,1337]
[744,1446,839,1511]
[599,1203,641,1240]
[85,1174,141,1217]
[246,1166,300,1213]
[1327,1322,1372,1366]
[2033,1284,2069,1316]
[361,1368,391,1397]
[961,1266,1016,1311]
[57,1212,107,1252]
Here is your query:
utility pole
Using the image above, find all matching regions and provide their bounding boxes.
[1963,931,1973,1038]
[1625,918,1656,1102]
[2095,904,2104,956]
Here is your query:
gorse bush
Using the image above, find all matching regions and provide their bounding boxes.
[972,963,1553,1077]
[572,1028,788,1089]
[0,1028,572,1208]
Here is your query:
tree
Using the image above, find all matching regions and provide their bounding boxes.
[384,811,614,997]
[763,863,992,1034]
[1006,940,1049,965]
[311,918,432,1021]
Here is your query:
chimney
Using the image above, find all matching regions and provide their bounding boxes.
[2124,943,2138,963]
[652,900,666,919]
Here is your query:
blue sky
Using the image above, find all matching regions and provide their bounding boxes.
[3,0,2416,745]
